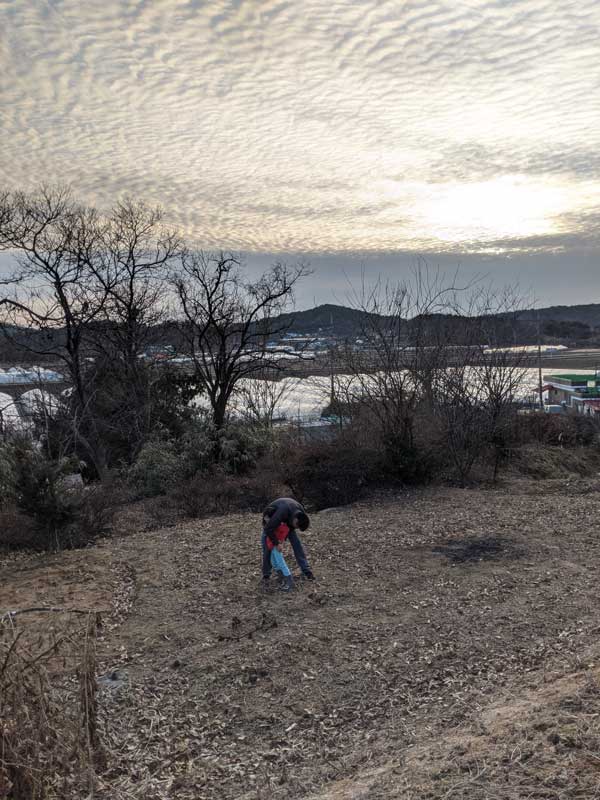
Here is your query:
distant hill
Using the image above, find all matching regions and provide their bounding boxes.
[272,302,600,339]
[267,304,382,337]
[516,304,600,326]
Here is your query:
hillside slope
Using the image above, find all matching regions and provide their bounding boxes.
[3,478,600,798]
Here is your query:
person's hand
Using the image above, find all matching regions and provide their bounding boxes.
[276,543,283,552]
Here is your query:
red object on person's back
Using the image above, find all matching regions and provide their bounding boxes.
[266,523,290,551]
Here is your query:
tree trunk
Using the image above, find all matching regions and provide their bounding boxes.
[212,394,228,431]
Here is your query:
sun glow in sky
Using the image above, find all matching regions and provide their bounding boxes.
[1,0,600,301]
[414,176,579,246]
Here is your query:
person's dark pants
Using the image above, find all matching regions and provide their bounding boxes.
[262,530,310,578]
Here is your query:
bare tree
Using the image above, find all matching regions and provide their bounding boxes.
[173,252,308,430]
[0,187,189,470]
[0,190,14,271]
[0,186,112,475]
[83,199,183,459]
[334,266,467,473]
[470,287,531,478]
[92,198,181,367]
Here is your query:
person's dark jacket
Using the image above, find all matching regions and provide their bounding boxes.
[262,497,306,547]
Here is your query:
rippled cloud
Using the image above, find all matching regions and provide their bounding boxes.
[1,0,599,257]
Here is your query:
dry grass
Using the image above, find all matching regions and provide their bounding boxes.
[0,611,101,799]
[513,444,600,479]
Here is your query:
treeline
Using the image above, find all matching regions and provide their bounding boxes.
[6,302,598,361]
[0,185,598,551]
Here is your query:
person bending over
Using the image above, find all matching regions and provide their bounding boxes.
[261,497,314,588]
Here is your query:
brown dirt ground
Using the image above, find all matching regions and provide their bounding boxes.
[4,477,600,799]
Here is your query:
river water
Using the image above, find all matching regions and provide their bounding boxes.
[225,367,595,422]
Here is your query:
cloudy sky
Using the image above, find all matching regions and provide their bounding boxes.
[1,0,599,308]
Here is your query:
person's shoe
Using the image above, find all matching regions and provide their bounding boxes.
[302,570,315,581]
[278,575,295,592]
[261,576,271,591]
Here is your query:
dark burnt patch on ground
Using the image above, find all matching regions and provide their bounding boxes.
[432,535,522,563]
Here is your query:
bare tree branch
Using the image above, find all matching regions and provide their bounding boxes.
[172,251,309,429]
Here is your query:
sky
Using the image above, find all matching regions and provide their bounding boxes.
[1,0,599,309]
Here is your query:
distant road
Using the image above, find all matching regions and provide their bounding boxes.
[529,349,600,370]
[284,348,600,377]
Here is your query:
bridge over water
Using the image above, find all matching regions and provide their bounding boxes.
[0,380,70,400]
[0,371,68,429]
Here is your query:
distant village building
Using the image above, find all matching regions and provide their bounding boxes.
[543,374,600,415]
[140,345,175,361]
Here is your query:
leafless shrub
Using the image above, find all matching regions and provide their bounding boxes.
[518,412,600,448]
[281,435,382,509]
[65,483,120,547]
[171,469,280,518]
[0,506,39,550]
[0,480,118,552]
[332,266,530,484]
